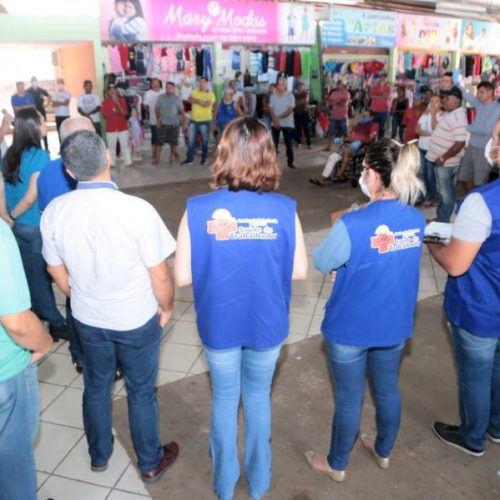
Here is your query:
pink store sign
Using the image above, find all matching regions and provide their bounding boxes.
[100,0,315,44]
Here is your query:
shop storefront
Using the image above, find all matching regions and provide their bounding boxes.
[395,13,461,90]
[99,0,321,118]
[320,7,396,98]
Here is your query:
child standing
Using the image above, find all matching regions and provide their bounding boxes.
[128,107,144,161]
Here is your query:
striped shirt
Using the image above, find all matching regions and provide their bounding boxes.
[426,107,467,167]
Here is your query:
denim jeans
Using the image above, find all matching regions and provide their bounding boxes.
[419,149,437,203]
[186,120,211,162]
[452,325,500,450]
[0,363,39,500]
[328,118,348,138]
[271,127,294,166]
[326,340,405,470]
[434,164,459,222]
[66,298,84,365]
[391,113,404,142]
[373,112,388,139]
[75,314,163,472]
[204,344,282,500]
[13,223,65,327]
[294,112,311,146]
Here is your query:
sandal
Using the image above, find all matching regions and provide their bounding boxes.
[309,178,325,187]
[332,175,347,183]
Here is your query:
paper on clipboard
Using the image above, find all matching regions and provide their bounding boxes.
[424,222,453,245]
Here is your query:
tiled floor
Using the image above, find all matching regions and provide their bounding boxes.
[34,220,444,500]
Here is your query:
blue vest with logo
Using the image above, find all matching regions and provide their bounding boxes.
[444,179,500,338]
[217,101,237,127]
[322,200,425,346]
[187,188,296,349]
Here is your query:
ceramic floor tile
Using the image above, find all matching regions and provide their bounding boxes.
[289,313,312,336]
[34,422,84,473]
[314,298,328,316]
[165,320,201,346]
[114,463,151,496]
[55,434,131,488]
[418,289,440,301]
[42,387,84,429]
[290,296,318,315]
[55,339,71,355]
[188,352,209,375]
[107,491,151,500]
[158,343,202,373]
[320,281,333,299]
[178,303,197,322]
[37,352,80,386]
[174,285,193,302]
[305,262,326,283]
[170,300,192,320]
[37,475,110,500]
[36,471,49,490]
[39,382,66,412]
[419,276,438,293]
[307,315,323,338]
[292,280,323,297]
[285,332,308,345]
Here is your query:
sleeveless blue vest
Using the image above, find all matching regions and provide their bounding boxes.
[322,200,425,346]
[217,101,237,127]
[187,188,296,349]
[444,179,500,338]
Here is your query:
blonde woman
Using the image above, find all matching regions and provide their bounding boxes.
[306,139,425,481]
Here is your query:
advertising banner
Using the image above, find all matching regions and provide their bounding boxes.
[396,14,461,51]
[321,7,397,48]
[100,0,316,44]
[461,19,500,53]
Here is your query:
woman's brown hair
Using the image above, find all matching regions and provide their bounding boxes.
[211,117,281,192]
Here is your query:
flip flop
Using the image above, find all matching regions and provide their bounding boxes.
[309,178,325,187]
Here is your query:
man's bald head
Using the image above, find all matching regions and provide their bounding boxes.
[60,117,95,141]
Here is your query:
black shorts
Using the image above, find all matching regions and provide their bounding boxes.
[158,125,179,146]
[150,125,159,145]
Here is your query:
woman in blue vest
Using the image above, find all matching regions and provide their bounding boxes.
[213,89,240,139]
[306,138,425,482]
[175,117,308,500]
[0,108,66,340]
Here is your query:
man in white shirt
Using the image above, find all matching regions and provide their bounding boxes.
[40,130,179,483]
[77,80,102,136]
[51,78,71,142]
[143,78,163,165]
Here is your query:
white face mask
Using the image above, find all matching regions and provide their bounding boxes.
[484,138,499,166]
[359,172,371,198]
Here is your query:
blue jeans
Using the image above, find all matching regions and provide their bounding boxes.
[326,341,405,470]
[434,164,459,222]
[452,325,500,450]
[75,314,163,472]
[186,120,211,162]
[328,118,348,138]
[204,344,282,500]
[419,149,437,202]
[0,363,39,500]
[373,112,388,138]
[13,223,65,327]
[66,299,84,365]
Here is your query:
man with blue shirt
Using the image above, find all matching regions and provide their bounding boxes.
[11,81,35,115]
[429,178,500,456]
[37,116,94,374]
[0,219,53,500]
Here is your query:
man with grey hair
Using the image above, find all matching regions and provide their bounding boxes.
[40,130,179,482]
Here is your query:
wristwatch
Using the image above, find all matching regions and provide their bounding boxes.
[9,212,16,221]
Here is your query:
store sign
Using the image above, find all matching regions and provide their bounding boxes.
[396,14,461,51]
[461,19,500,53]
[100,0,316,44]
[320,7,397,48]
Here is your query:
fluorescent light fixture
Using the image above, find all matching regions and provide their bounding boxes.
[437,1,487,13]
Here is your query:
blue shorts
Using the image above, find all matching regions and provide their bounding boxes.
[328,119,348,138]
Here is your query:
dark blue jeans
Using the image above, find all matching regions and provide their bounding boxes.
[13,223,65,327]
[75,314,163,472]
[452,325,500,450]
[66,299,84,365]
[419,149,437,203]
[326,340,405,470]
[186,120,211,162]
[373,112,388,139]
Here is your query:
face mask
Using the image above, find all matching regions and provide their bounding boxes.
[57,85,64,92]
[359,172,371,198]
[361,116,371,124]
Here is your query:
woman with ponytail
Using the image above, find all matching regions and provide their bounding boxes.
[305,138,425,482]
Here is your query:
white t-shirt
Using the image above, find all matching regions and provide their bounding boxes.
[41,184,176,331]
[51,90,71,117]
[77,93,101,123]
[179,85,192,102]
[143,89,162,125]
[417,112,433,151]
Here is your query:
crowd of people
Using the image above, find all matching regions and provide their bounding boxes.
[0,67,499,500]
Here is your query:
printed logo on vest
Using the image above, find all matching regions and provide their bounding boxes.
[370,225,421,254]
[207,208,278,241]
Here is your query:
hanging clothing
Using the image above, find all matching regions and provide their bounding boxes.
[292,51,302,77]
[232,51,241,71]
[203,48,213,81]
[118,44,129,71]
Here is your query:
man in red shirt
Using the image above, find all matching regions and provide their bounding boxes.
[324,81,350,151]
[403,93,425,143]
[102,85,132,167]
[310,109,379,185]
[369,73,392,139]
